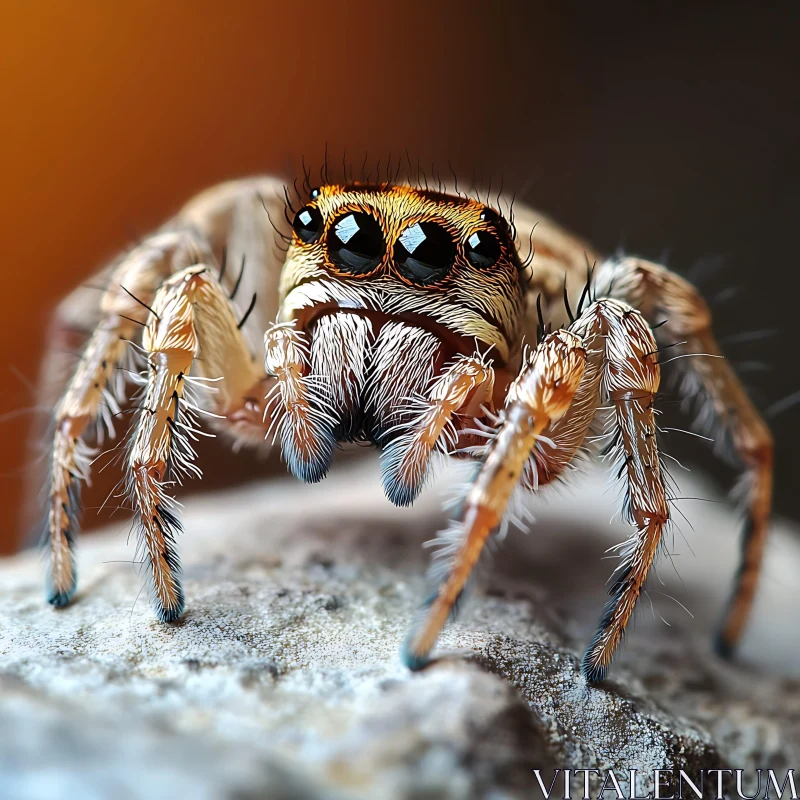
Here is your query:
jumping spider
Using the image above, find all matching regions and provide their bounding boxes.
[39,174,773,682]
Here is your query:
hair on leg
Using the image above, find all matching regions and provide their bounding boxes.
[598,257,773,657]
[570,298,669,682]
[381,352,495,507]
[43,231,209,608]
[264,322,338,484]
[401,329,587,670]
[127,265,263,621]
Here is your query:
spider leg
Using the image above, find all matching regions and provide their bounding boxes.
[570,298,669,682]
[43,231,209,607]
[402,329,587,670]
[127,265,263,621]
[264,322,338,483]
[521,339,605,490]
[381,353,495,506]
[598,257,773,657]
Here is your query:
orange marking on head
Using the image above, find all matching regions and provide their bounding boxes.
[279,183,526,362]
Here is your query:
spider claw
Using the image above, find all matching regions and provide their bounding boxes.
[154,593,186,623]
[400,637,433,671]
[712,631,735,660]
[580,652,609,684]
[47,587,76,609]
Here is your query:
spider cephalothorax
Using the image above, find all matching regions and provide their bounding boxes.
[37,175,773,683]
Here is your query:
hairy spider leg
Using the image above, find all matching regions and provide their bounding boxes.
[127,266,264,621]
[598,258,773,657]
[402,299,671,683]
[401,328,587,669]
[570,299,669,682]
[381,353,496,506]
[264,322,339,483]
[43,231,211,608]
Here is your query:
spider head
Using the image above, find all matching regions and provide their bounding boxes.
[272,182,527,485]
[279,183,526,365]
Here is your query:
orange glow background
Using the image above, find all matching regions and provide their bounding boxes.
[0,3,797,553]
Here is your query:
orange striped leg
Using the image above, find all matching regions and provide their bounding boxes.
[381,353,495,506]
[522,334,605,491]
[47,321,133,607]
[402,329,587,669]
[571,298,669,682]
[691,326,773,656]
[128,266,262,621]
[601,257,773,657]
[44,232,207,607]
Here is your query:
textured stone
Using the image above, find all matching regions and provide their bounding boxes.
[1,458,798,799]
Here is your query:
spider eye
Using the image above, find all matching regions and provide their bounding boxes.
[480,207,502,224]
[393,222,456,284]
[293,205,323,244]
[327,211,385,274]
[465,230,502,269]
[310,187,321,199]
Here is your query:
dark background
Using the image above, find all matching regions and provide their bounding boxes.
[1,1,798,552]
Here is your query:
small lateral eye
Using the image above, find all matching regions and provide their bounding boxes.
[293,205,323,243]
[394,222,456,284]
[327,211,385,274]
[480,207,502,224]
[310,187,321,199]
[465,229,502,268]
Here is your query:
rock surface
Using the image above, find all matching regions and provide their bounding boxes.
[1,457,799,799]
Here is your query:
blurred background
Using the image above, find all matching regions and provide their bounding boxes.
[0,1,798,553]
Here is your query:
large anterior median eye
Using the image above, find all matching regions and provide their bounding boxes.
[292,205,323,243]
[393,222,456,284]
[327,211,385,274]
